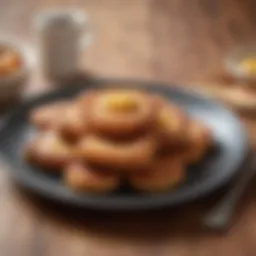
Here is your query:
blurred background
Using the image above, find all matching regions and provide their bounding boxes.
[1,0,255,84]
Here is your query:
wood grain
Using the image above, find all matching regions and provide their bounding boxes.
[1,0,256,255]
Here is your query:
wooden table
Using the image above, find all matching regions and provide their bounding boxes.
[1,0,256,255]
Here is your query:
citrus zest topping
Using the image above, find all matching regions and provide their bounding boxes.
[106,94,138,112]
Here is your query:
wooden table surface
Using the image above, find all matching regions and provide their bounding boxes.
[1,0,256,255]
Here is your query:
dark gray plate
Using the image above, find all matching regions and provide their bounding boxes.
[0,79,249,210]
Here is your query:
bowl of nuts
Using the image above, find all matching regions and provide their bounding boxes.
[0,39,34,103]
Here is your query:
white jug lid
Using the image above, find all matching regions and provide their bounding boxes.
[35,8,88,30]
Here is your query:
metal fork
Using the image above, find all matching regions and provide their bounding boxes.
[202,154,256,230]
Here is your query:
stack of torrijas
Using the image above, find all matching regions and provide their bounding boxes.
[26,89,212,193]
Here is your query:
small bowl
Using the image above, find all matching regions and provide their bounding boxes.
[0,39,34,103]
[225,44,256,84]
